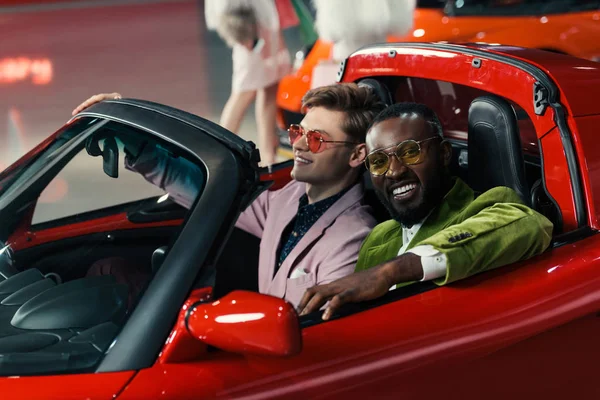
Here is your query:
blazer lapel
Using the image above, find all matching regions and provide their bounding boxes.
[407,178,475,251]
[360,223,403,269]
[267,182,365,296]
[259,183,304,294]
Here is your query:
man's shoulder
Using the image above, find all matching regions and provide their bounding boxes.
[268,179,305,199]
[444,184,530,226]
[474,186,526,206]
[279,179,305,192]
[334,202,378,229]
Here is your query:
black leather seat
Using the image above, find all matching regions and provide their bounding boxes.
[467,95,530,205]
[358,78,394,106]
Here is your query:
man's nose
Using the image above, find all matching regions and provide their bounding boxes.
[292,134,309,152]
[385,155,407,178]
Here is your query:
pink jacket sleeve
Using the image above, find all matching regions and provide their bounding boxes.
[315,210,376,285]
[234,188,275,239]
[125,146,203,209]
[125,144,278,241]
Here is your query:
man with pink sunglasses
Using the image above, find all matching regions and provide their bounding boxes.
[74,83,385,307]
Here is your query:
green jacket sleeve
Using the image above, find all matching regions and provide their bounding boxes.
[355,219,403,272]
[416,187,553,285]
[355,231,374,272]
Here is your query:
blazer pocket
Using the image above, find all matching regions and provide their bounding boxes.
[285,273,316,308]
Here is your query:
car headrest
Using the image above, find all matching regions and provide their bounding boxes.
[358,78,393,106]
[468,95,530,205]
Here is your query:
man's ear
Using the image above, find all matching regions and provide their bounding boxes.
[441,140,452,167]
[349,143,367,168]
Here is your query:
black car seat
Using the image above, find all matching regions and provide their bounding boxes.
[467,95,562,231]
[467,95,530,205]
[358,78,394,106]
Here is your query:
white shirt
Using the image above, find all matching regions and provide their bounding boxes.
[389,218,447,290]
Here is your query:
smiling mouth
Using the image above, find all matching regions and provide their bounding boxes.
[391,183,418,200]
[295,156,312,165]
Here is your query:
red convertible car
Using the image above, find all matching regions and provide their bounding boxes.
[0,43,599,399]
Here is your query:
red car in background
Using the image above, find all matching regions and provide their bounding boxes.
[0,43,600,399]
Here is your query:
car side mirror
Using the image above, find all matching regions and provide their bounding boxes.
[187,290,302,357]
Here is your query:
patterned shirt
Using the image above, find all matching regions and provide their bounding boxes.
[275,187,351,274]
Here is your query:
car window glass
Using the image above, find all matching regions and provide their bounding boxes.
[32,139,165,225]
[0,118,97,203]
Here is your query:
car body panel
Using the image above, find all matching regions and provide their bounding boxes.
[571,115,600,232]
[403,8,600,60]
[9,211,182,251]
[120,231,600,399]
[1,371,136,400]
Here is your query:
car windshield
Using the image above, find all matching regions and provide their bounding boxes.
[0,118,97,203]
[0,118,206,376]
[446,0,600,16]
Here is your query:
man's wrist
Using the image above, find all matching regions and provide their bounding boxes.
[380,253,424,287]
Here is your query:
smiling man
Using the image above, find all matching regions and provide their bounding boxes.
[74,83,385,307]
[235,83,384,306]
[298,102,554,319]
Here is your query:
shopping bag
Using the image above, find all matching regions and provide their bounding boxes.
[290,0,318,45]
[276,0,300,29]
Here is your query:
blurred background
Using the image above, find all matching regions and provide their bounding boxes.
[0,0,306,169]
[2,0,600,169]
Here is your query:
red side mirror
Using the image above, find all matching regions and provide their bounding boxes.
[186,290,302,357]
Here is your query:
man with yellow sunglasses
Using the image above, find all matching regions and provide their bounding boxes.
[298,102,554,320]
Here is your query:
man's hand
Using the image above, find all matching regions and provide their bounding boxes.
[72,92,122,116]
[297,253,424,320]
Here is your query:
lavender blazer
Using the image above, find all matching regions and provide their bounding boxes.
[125,149,375,307]
[236,180,377,307]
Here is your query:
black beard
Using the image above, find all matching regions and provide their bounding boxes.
[375,180,448,228]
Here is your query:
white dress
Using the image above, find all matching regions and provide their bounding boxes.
[313,0,417,60]
[205,0,292,93]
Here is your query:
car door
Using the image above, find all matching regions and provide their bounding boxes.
[0,100,263,399]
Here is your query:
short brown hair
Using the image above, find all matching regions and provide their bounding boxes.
[301,83,386,142]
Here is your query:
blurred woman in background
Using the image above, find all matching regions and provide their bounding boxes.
[310,0,416,88]
[205,0,293,166]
